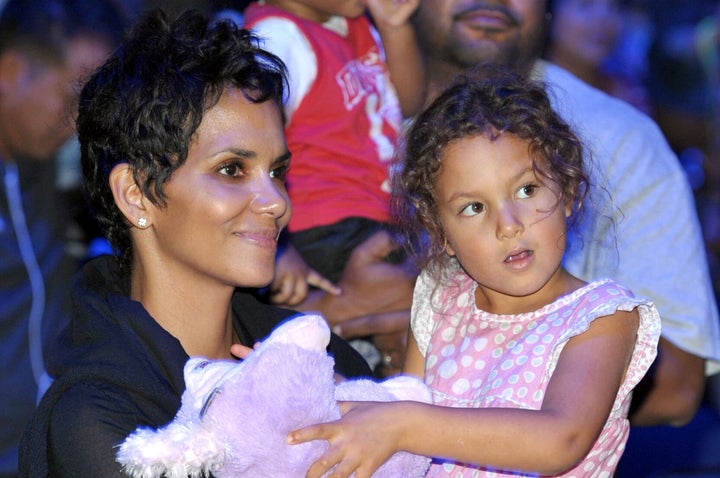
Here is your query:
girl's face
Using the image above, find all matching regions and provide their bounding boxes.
[266,0,367,22]
[145,88,291,290]
[434,133,570,313]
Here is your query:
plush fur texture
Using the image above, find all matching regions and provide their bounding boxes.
[116,314,431,477]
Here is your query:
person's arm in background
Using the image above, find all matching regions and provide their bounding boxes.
[367,0,426,118]
[599,130,716,426]
[630,339,706,426]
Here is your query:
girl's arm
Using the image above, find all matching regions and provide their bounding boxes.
[289,309,640,478]
[367,0,426,117]
[402,329,425,379]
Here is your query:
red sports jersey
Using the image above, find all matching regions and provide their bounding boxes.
[245,4,402,232]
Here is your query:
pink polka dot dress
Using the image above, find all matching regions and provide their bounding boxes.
[411,266,661,477]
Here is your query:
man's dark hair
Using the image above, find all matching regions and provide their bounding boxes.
[78,9,287,272]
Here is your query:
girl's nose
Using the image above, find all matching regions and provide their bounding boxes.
[496,204,524,240]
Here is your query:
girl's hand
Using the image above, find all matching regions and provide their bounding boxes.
[366,0,419,28]
[288,401,402,478]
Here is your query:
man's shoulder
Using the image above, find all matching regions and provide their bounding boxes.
[534,60,653,129]
[533,60,676,176]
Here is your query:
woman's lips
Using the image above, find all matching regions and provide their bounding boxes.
[234,228,279,249]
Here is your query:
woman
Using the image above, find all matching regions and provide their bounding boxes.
[19,9,371,477]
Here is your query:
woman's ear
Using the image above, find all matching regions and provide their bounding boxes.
[109,163,151,229]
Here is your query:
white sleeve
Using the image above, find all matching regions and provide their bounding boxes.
[247,17,317,120]
[410,269,437,358]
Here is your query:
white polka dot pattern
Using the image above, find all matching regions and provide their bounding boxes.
[411,270,661,478]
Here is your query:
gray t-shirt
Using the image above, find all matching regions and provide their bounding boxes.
[534,60,720,375]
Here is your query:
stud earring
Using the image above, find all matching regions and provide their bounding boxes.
[137,217,148,228]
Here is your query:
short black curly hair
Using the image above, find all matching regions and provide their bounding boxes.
[393,63,589,270]
[77,9,287,273]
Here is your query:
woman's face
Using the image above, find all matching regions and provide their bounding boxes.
[146,88,291,289]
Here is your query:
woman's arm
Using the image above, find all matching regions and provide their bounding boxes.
[290,309,640,478]
[48,383,146,477]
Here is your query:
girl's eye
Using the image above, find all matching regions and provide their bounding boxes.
[270,162,289,181]
[218,162,242,177]
[460,202,485,216]
[517,183,538,199]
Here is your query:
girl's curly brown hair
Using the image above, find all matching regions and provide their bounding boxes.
[392,63,589,271]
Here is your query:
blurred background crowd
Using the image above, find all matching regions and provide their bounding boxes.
[1,0,720,476]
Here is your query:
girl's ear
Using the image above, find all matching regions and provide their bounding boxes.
[443,237,456,257]
[565,193,580,219]
[109,163,151,229]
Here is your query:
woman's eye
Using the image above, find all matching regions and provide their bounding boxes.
[460,202,485,216]
[270,163,289,181]
[517,183,538,199]
[218,162,242,177]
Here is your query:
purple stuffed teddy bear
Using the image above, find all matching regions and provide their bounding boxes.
[116,314,432,477]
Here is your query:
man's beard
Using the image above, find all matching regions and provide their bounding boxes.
[444,29,543,76]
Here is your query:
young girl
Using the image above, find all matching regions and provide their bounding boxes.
[288,66,661,477]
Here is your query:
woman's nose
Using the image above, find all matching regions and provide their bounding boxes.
[251,178,290,219]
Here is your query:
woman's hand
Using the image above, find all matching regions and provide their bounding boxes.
[288,401,404,478]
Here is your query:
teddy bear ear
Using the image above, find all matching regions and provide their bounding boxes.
[116,420,224,478]
[263,314,331,351]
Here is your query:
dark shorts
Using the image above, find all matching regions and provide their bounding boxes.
[290,217,387,284]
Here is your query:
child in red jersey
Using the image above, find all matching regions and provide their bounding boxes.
[244,0,424,371]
